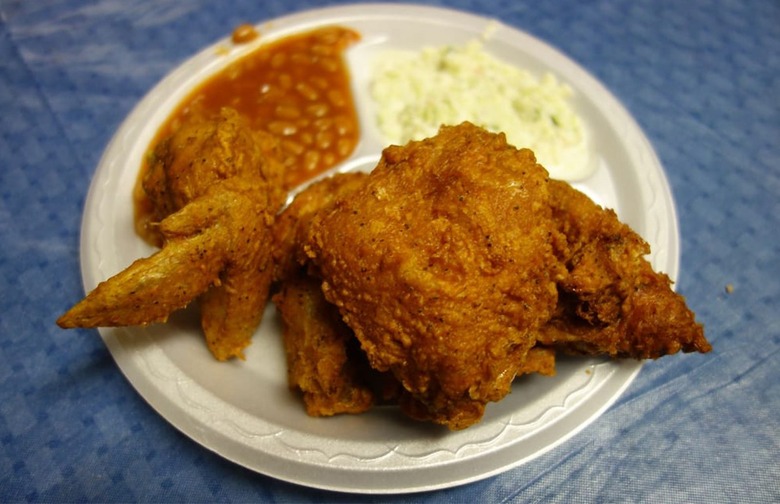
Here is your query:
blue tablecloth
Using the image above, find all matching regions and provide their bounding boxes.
[1,0,778,501]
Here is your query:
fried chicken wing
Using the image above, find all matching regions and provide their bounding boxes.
[305,123,564,429]
[58,108,285,360]
[537,179,710,358]
[142,108,284,226]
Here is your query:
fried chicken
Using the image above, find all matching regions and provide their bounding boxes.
[536,180,710,358]
[282,123,709,428]
[304,123,564,429]
[59,104,709,428]
[58,108,286,360]
[273,273,381,416]
[272,171,368,283]
[270,171,401,415]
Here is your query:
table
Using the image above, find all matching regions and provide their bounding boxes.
[1,0,777,501]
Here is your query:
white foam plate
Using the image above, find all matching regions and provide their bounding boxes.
[78,3,679,494]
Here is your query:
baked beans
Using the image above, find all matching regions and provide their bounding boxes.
[150,25,360,188]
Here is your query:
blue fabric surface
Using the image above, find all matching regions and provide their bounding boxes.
[1,0,778,501]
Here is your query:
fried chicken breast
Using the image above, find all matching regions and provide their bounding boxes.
[304,123,564,429]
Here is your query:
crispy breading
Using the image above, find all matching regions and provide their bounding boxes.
[271,171,403,415]
[537,180,710,358]
[273,273,378,416]
[517,346,557,377]
[305,123,564,429]
[272,172,368,283]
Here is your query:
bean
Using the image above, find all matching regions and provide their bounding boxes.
[315,130,334,150]
[291,52,311,66]
[275,104,301,120]
[306,103,329,118]
[337,137,353,157]
[316,29,340,46]
[282,139,305,156]
[231,24,259,44]
[314,118,333,131]
[319,58,339,73]
[303,151,320,172]
[277,74,292,90]
[333,115,353,135]
[267,121,297,136]
[270,52,286,68]
[310,77,329,90]
[300,132,314,146]
[225,63,242,81]
[327,89,346,107]
[295,82,319,101]
[283,154,297,167]
[310,44,333,56]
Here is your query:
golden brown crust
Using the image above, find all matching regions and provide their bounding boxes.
[272,171,368,283]
[537,180,710,358]
[143,108,285,223]
[305,123,563,429]
[62,115,710,425]
[273,273,378,416]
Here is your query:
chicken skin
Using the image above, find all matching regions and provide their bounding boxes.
[272,171,368,283]
[59,108,710,428]
[305,123,565,429]
[57,108,285,360]
[273,273,378,416]
[271,171,398,415]
[273,168,555,419]
[536,180,710,358]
